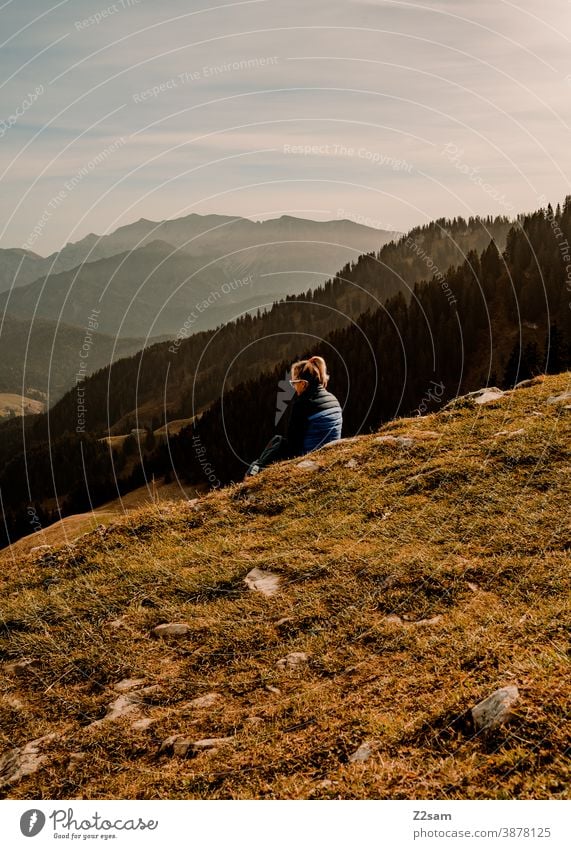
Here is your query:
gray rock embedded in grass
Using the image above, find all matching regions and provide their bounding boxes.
[471,685,519,733]
[0,732,57,789]
[187,692,221,709]
[244,567,281,597]
[152,622,191,638]
[276,651,309,670]
[159,734,233,757]
[296,459,320,471]
[374,435,414,448]
[114,678,146,692]
[546,391,571,405]
[443,387,504,410]
[349,742,373,763]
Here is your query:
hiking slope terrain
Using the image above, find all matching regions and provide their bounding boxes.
[0,374,569,799]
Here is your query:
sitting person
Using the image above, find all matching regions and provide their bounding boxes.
[246,355,343,477]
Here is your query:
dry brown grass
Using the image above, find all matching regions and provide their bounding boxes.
[1,374,570,800]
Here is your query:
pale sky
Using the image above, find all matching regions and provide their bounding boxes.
[1,0,570,255]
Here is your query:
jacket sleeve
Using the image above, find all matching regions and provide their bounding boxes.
[285,396,307,458]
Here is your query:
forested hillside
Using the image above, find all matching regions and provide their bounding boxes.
[2,206,562,548]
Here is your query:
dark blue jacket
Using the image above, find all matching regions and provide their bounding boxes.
[286,382,343,456]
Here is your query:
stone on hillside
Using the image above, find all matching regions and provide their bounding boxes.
[349,742,373,763]
[152,622,191,638]
[374,435,414,448]
[296,459,320,471]
[131,717,155,731]
[471,685,519,733]
[30,544,51,555]
[513,377,542,390]
[345,458,359,469]
[547,391,571,405]
[187,692,221,709]
[244,567,281,597]
[318,436,362,450]
[276,651,309,670]
[383,614,442,627]
[89,694,142,727]
[114,678,146,693]
[6,658,38,676]
[473,388,504,405]
[159,734,233,757]
[0,732,57,789]
[444,387,504,409]
[493,429,525,438]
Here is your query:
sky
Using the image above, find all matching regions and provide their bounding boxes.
[0,0,570,255]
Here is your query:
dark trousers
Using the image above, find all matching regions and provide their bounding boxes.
[245,435,289,477]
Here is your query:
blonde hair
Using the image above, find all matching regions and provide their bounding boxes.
[291,355,330,388]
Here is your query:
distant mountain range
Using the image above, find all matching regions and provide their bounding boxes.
[0,314,164,406]
[0,214,396,338]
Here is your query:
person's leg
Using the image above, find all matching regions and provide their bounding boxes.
[245,435,289,477]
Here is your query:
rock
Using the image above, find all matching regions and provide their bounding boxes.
[493,428,525,438]
[318,436,361,450]
[276,651,309,670]
[471,685,519,733]
[296,459,320,471]
[547,391,571,405]
[244,567,281,597]
[473,388,504,405]
[513,377,542,390]
[29,544,51,555]
[0,732,57,789]
[265,684,281,694]
[109,616,129,630]
[187,692,221,709]
[159,734,233,757]
[89,694,142,727]
[345,458,359,469]
[5,659,38,676]
[131,717,155,731]
[114,678,146,693]
[383,614,442,627]
[443,387,504,409]
[151,623,191,638]
[349,742,373,763]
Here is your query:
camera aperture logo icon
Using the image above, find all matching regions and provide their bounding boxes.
[20,809,46,837]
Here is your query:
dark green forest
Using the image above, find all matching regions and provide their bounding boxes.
[1,202,569,548]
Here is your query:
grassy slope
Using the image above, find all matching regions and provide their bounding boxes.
[0,374,570,800]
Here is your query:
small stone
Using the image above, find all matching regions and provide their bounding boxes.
[110,616,129,630]
[374,435,414,448]
[244,567,281,597]
[276,651,309,670]
[114,678,146,693]
[493,429,525,438]
[383,614,404,626]
[513,377,542,390]
[89,693,142,727]
[473,388,504,405]
[131,717,155,731]
[296,459,320,471]
[187,692,221,709]
[30,544,51,555]
[345,458,359,469]
[471,685,519,733]
[349,742,373,763]
[159,735,233,757]
[152,623,191,638]
[265,685,281,694]
[546,391,571,405]
[5,659,37,676]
